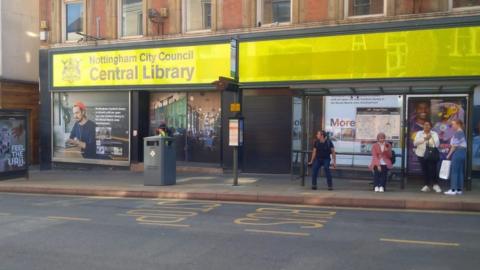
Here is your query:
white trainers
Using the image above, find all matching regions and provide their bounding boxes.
[456,190,463,195]
[379,187,384,193]
[374,186,379,192]
[421,185,430,192]
[432,185,442,193]
[444,189,456,195]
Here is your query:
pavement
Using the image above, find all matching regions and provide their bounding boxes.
[1,193,479,270]
[0,168,479,211]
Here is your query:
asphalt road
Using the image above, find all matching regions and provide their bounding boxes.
[0,193,479,270]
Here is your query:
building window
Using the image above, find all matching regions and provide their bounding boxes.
[120,0,143,36]
[183,0,212,32]
[346,0,385,17]
[257,0,291,26]
[451,0,480,9]
[64,0,84,41]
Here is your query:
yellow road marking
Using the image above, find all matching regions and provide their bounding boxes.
[380,238,460,247]
[245,229,310,237]
[47,216,91,222]
[139,223,191,228]
[0,212,11,216]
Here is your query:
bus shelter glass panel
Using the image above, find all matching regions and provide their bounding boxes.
[406,96,468,176]
[323,95,404,168]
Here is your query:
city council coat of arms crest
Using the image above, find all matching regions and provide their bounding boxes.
[61,58,81,83]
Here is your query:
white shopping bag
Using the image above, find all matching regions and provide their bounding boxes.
[439,160,451,180]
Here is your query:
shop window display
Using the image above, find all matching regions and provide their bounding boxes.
[52,92,130,166]
[149,92,221,164]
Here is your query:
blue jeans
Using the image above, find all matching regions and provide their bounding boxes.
[311,159,333,188]
[450,148,466,191]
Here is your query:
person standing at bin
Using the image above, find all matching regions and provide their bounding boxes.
[156,122,169,137]
[445,119,467,195]
[308,131,336,190]
[413,121,441,193]
[369,133,393,193]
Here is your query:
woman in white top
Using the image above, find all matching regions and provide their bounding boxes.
[414,121,441,193]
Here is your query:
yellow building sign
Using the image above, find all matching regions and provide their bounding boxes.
[239,26,480,83]
[53,43,231,87]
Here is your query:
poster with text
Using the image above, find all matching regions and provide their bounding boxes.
[52,92,130,166]
[407,97,466,175]
[356,108,401,141]
[324,96,403,167]
[0,112,27,174]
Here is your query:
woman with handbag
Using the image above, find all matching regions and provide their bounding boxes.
[369,133,393,193]
[414,121,441,193]
[444,119,467,195]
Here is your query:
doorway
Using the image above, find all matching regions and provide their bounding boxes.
[149,91,221,164]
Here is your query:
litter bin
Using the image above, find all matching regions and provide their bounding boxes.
[143,136,176,186]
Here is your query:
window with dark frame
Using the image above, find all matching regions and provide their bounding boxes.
[271,0,291,23]
[347,0,384,17]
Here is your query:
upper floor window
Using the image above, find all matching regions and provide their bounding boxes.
[64,0,84,41]
[451,0,480,9]
[120,0,143,36]
[257,0,291,26]
[183,0,212,32]
[346,0,385,17]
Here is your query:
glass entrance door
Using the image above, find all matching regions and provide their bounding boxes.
[149,91,221,164]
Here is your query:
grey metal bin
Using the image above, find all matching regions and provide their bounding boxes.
[143,136,176,186]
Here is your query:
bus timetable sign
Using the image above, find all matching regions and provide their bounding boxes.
[0,110,28,180]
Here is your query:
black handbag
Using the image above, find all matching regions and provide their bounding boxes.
[424,141,440,161]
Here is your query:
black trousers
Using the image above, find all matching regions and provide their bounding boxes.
[417,156,438,186]
[373,165,388,188]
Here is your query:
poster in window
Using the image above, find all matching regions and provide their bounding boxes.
[52,92,130,166]
[0,111,27,175]
[472,105,480,170]
[323,95,403,167]
[355,108,401,141]
[407,97,467,174]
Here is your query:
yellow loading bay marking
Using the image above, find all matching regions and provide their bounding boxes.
[380,238,460,247]
[121,200,221,228]
[235,208,336,236]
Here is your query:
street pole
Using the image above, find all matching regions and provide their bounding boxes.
[233,146,238,186]
[233,87,240,186]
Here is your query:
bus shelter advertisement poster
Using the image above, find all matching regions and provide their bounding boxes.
[324,96,402,167]
[0,113,27,173]
[407,97,467,174]
[52,92,130,166]
[473,105,480,170]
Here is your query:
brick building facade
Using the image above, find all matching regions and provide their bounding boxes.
[38,1,480,186]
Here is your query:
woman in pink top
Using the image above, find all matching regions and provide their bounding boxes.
[369,133,393,192]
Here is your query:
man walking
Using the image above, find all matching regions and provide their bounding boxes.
[308,131,336,190]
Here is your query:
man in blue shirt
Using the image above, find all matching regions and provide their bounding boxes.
[308,131,337,190]
[67,101,96,159]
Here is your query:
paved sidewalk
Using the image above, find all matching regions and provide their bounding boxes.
[0,168,479,211]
